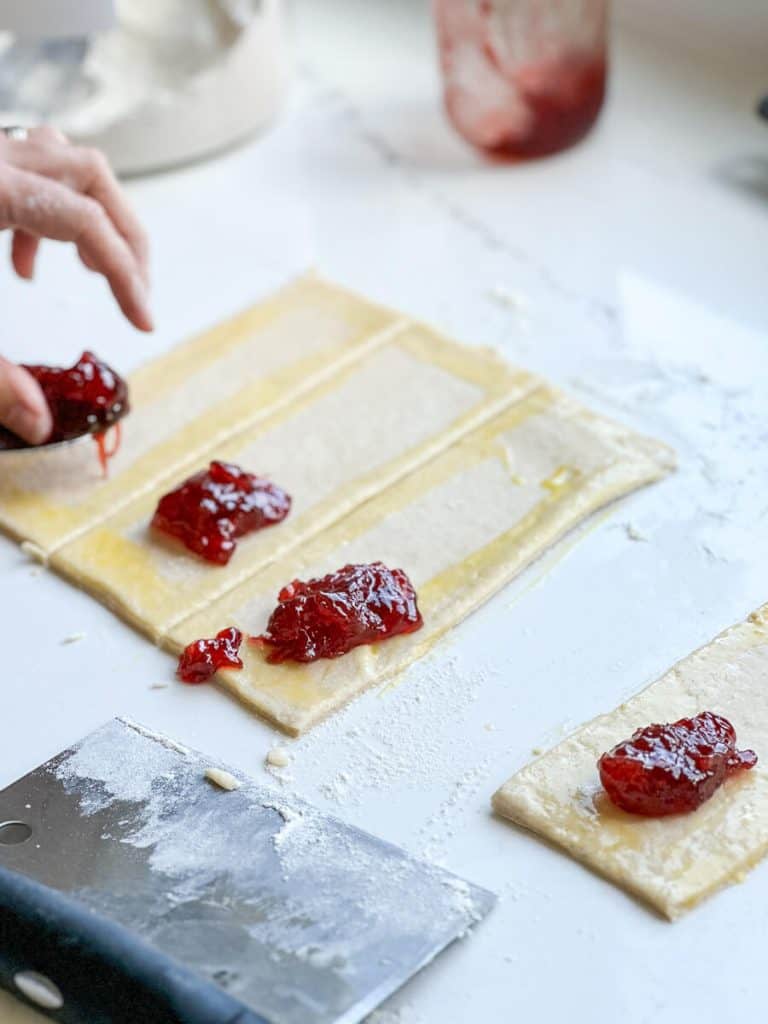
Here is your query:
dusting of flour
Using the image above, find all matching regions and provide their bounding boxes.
[50,717,493,1024]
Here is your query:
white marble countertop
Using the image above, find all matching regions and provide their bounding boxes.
[1,2,767,1021]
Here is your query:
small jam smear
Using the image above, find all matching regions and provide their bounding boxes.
[177,627,244,683]
[151,461,291,565]
[599,711,757,817]
[94,421,122,476]
[254,561,423,664]
[0,350,129,472]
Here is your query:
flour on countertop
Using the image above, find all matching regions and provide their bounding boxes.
[276,648,523,865]
[291,652,491,808]
[624,522,648,542]
[60,632,87,645]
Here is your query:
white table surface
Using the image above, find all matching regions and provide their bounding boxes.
[1,2,767,1022]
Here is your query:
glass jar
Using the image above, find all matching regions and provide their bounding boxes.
[433,0,608,159]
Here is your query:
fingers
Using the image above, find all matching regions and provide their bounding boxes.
[0,126,152,325]
[80,147,150,284]
[0,165,153,332]
[75,199,154,331]
[11,229,40,279]
[0,356,52,444]
[25,124,68,147]
[2,129,149,284]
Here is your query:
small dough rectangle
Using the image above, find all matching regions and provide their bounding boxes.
[52,326,538,639]
[493,606,768,920]
[166,389,674,735]
[0,274,401,553]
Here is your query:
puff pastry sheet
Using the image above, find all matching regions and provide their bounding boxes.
[3,274,674,736]
[0,274,401,552]
[167,388,673,735]
[52,324,536,639]
[493,605,768,919]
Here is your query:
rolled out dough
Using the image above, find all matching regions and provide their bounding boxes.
[0,273,401,553]
[3,273,675,736]
[167,388,673,735]
[493,605,768,919]
[52,325,538,640]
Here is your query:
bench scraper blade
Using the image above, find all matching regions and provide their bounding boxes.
[0,718,495,1023]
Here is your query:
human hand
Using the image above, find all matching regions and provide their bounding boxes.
[0,126,152,443]
[0,125,152,331]
[0,354,52,444]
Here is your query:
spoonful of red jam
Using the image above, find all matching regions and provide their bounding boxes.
[0,350,129,473]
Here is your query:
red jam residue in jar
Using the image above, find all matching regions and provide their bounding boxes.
[434,0,607,158]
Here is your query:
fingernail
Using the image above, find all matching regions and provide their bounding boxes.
[4,404,50,445]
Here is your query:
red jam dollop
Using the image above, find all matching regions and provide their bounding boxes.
[0,350,128,473]
[598,711,757,817]
[177,627,244,683]
[253,561,423,664]
[0,350,129,446]
[151,461,291,565]
[28,350,128,441]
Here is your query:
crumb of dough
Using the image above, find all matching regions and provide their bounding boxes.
[205,767,241,791]
[60,632,86,645]
[266,747,291,769]
[20,540,48,566]
[624,522,648,542]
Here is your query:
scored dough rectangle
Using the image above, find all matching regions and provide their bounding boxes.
[52,326,538,639]
[492,606,768,920]
[166,388,674,735]
[0,274,402,553]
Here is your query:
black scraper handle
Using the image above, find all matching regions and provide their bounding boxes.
[0,865,271,1024]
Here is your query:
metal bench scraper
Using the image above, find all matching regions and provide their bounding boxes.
[0,717,495,1023]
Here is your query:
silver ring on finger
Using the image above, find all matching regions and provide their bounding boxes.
[1,125,30,141]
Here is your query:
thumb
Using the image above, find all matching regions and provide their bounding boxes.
[0,357,53,444]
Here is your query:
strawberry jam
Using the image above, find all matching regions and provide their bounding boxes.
[177,627,243,683]
[0,351,129,465]
[434,0,607,159]
[599,711,757,817]
[254,562,423,664]
[93,422,122,476]
[151,461,291,565]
